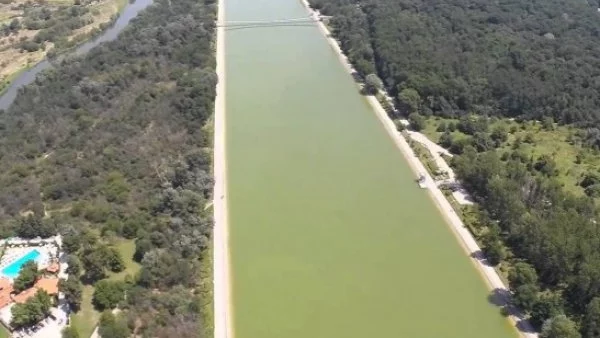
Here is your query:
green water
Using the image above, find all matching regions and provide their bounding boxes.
[224,0,516,337]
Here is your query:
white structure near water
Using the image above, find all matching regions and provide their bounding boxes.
[0,235,69,338]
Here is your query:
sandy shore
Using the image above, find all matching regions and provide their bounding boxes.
[299,0,537,336]
[213,0,232,336]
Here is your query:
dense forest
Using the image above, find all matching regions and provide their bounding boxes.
[311,0,600,145]
[311,0,600,336]
[0,0,217,335]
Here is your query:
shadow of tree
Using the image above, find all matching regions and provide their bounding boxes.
[487,288,537,334]
[470,249,495,268]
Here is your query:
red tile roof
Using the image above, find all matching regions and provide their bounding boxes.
[34,278,59,295]
[0,278,13,309]
[12,287,37,304]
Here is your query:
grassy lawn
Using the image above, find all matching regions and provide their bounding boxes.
[70,285,98,338]
[70,239,140,337]
[109,239,141,280]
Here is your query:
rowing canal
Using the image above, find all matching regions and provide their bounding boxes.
[223,0,517,336]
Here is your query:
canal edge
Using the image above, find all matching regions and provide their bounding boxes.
[213,0,233,336]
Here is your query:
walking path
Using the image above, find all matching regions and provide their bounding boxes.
[213,0,232,336]
[300,1,537,336]
[400,125,474,204]
[407,129,456,182]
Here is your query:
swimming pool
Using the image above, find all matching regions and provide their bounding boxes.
[2,250,41,279]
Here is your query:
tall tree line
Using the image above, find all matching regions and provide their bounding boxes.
[311,0,600,131]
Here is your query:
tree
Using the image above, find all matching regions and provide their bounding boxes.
[534,155,558,176]
[11,290,52,329]
[81,252,106,283]
[436,122,447,132]
[398,88,421,113]
[512,283,539,313]
[542,117,555,131]
[472,132,494,152]
[491,125,508,146]
[439,131,453,149]
[581,173,600,188]
[17,215,54,239]
[62,232,80,254]
[105,247,125,273]
[481,227,505,266]
[408,113,426,132]
[483,240,505,266]
[582,297,600,338]
[59,277,83,311]
[62,326,80,338]
[540,315,580,338]
[509,262,538,289]
[134,238,153,262]
[98,311,130,338]
[9,18,20,31]
[93,280,126,310]
[65,254,81,277]
[531,293,565,328]
[13,261,39,293]
[364,73,383,95]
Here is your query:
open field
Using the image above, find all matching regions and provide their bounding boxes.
[224,0,516,336]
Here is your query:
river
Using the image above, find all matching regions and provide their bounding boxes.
[223,0,516,337]
[0,0,153,110]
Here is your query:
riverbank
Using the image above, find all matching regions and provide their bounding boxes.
[299,0,536,336]
[212,0,232,336]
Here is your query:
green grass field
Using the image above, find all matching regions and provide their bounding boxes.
[71,239,140,337]
[224,0,516,336]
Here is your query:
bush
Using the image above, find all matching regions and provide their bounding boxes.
[408,113,425,131]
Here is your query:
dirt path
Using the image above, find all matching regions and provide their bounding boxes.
[299,1,537,336]
[213,0,232,336]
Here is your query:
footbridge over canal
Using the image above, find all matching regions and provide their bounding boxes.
[216,14,331,27]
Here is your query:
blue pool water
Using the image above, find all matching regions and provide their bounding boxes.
[2,250,41,278]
